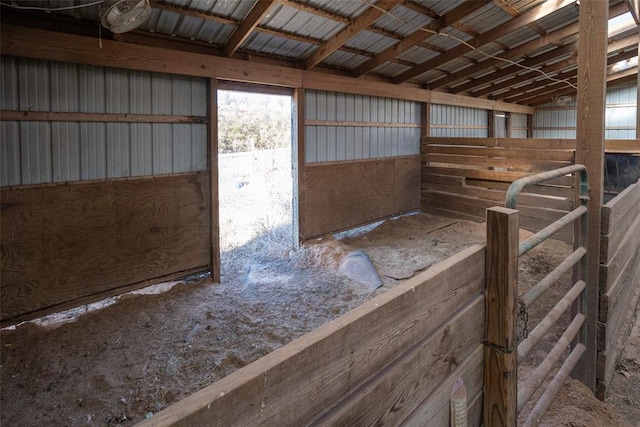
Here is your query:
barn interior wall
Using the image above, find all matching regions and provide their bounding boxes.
[0,56,212,324]
[533,84,638,139]
[0,56,208,186]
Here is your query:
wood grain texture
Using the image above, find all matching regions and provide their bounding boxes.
[312,295,484,426]
[599,213,640,293]
[0,173,209,323]
[573,0,609,391]
[601,180,640,234]
[0,110,207,123]
[208,79,220,283]
[484,207,519,427]
[402,346,484,427]
[136,245,485,427]
[302,156,420,239]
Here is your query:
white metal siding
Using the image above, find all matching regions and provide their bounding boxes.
[430,104,488,137]
[533,85,637,139]
[305,90,420,163]
[510,113,528,138]
[1,57,208,186]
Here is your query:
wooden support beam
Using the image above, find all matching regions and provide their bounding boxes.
[572,0,609,392]
[0,24,532,113]
[488,110,496,137]
[394,0,575,83]
[484,207,519,427]
[304,0,402,70]
[436,2,630,91]
[421,102,431,138]
[293,88,305,248]
[223,0,276,57]
[0,111,207,123]
[351,1,489,77]
[208,79,220,283]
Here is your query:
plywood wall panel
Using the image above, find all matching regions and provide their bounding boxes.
[302,155,420,239]
[0,172,210,323]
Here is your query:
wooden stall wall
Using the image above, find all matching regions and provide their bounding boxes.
[421,137,576,241]
[302,155,420,239]
[0,172,210,324]
[138,244,486,427]
[597,179,640,398]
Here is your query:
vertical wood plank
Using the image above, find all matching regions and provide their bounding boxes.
[484,207,519,427]
[506,112,512,138]
[573,0,608,391]
[488,109,496,138]
[208,78,220,283]
[421,102,430,138]
[527,114,534,138]
[293,88,305,248]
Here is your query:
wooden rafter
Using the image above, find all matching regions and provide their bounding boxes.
[502,49,639,104]
[393,0,575,84]
[223,0,276,57]
[351,0,490,77]
[304,0,402,70]
[475,45,637,99]
[431,1,630,91]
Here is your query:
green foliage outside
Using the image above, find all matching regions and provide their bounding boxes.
[218,91,291,153]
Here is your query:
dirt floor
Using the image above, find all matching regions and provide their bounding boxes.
[1,213,639,426]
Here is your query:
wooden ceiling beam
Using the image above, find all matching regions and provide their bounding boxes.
[434,1,630,91]
[223,0,276,57]
[393,0,575,84]
[352,0,490,77]
[527,67,637,106]
[455,28,637,95]
[304,0,402,70]
[498,48,639,102]
[476,46,637,98]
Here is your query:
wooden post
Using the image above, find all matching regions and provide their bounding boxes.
[421,102,431,138]
[488,109,496,137]
[527,114,534,138]
[506,112,512,138]
[573,0,608,391]
[292,88,305,247]
[484,207,519,427]
[208,79,221,283]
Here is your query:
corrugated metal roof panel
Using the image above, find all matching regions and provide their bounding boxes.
[322,50,369,70]
[209,0,256,21]
[304,0,370,20]
[194,20,235,45]
[497,27,540,49]
[242,32,315,59]
[397,45,438,64]
[460,5,513,35]
[266,4,345,42]
[374,61,412,78]
[345,31,397,55]
[374,5,433,37]
[535,4,579,32]
[409,0,467,16]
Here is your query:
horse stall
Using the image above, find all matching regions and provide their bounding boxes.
[597,179,640,398]
[1,1,639,425]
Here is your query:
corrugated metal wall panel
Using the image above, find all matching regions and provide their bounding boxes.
[20,122,52,184]
[1,57,208,186]
[305,90,420,163]
[511,112,528,138]
[1,122,21,186]
[533,85,637,139]
[1,57,19,110]
[51,122,80,182]
[430,104,488,137]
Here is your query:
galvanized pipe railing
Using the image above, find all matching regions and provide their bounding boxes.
[502,164,589,425]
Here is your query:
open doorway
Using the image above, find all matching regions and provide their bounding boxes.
[217,88,294,281]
